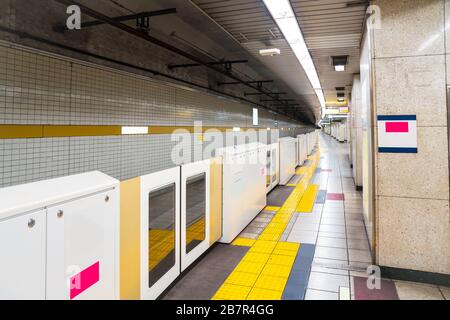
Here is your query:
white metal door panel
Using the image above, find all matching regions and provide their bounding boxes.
[220,144,267,243]
[279,139,296,185]
[140,167,180,300]
[46,189,117,300]
[181,160,210,271]
[297,136,303,166]
[294,140,299,166]
[267,143,279,193]
[0,210,46,300]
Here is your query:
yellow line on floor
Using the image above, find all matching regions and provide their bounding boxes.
[264,206,281,212]
[215,148,321,300]
[296,184,319,213]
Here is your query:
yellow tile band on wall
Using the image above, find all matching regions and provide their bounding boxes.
[0,125,44,139]
[120,177,141,300]
[0,125,277,139]
[43,125,122,137]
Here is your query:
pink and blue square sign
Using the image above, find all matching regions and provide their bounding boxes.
[377,115,417,153]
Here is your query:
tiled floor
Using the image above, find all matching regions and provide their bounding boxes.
[162,133,450,300]
[394,281,448,300]
[280,133,372,300]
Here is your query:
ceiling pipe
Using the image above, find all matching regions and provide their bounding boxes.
[53,0,302,120]
[0,26,287,118]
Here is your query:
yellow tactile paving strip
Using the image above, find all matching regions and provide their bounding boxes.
[296,184,319,213]
[264,206,281,212]
[213,149,321,300]
[212,241,299,300]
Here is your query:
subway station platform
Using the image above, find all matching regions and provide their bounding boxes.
[1,0,450,304]
[162,134,450,300]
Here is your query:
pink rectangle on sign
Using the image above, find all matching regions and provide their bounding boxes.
[385,122,409,133]
[70,261,100,300]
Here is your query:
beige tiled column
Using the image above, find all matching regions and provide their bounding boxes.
[350,75,363,188]
[371,0,450,274]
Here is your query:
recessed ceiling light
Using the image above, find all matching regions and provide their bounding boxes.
[259,48,281,56]
[332,56,348,72]
[337,98,345,103]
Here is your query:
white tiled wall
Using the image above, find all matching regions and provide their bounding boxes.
[0,43,311,188]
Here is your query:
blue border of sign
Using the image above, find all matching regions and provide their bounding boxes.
[377,115,416,121]
[378,147,418,153]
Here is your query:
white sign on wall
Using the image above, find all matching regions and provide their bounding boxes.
[377,115,417,153]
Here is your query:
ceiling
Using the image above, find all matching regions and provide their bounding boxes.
[85,0,368,122]
[190,0,368,112]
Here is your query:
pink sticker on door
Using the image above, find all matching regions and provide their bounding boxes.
[70,261,100,299]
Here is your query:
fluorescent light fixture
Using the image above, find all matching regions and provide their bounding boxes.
[233,127,241,132]
[337,98,345,103]
[334,65,345,72]
[259,48,281,56]
[121,126,148,135]
[263,0,295,18]
[263,0,325,110]
[267,127,271,131]
[253,108,259,125]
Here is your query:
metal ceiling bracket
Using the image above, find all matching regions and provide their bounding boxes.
[168,59,247,70]
[217,80,273,87]
[244,92,287,96]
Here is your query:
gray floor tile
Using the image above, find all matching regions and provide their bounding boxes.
[317,236,347,249]
[319,231,347,239]
[322,212,345,218]
[323,208,344,213]
[305,289,339,300]
[162,244,248,300]
[347,226,366,233]
[259,212,275,218]
[296,217,321,225]
[321,217,345,226]
[347,239,370,250]
[243,226,264,234]
[315,246,348,260]
[313,257,348,267]
[267,185,295,206]
[395,281,445,300]
[251,221,269,228]
[348,249,372,263]
[308,272,350,293]
[320,224,346,233]
[348,261,372,269]
[346,231,368,240]
[346,219,364,227]
[311,265,349,276]
[239,232,259,239]
[439,287,450,300]
[254,217,272,223]
[288,232,317,244]
[292,222,320,232]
